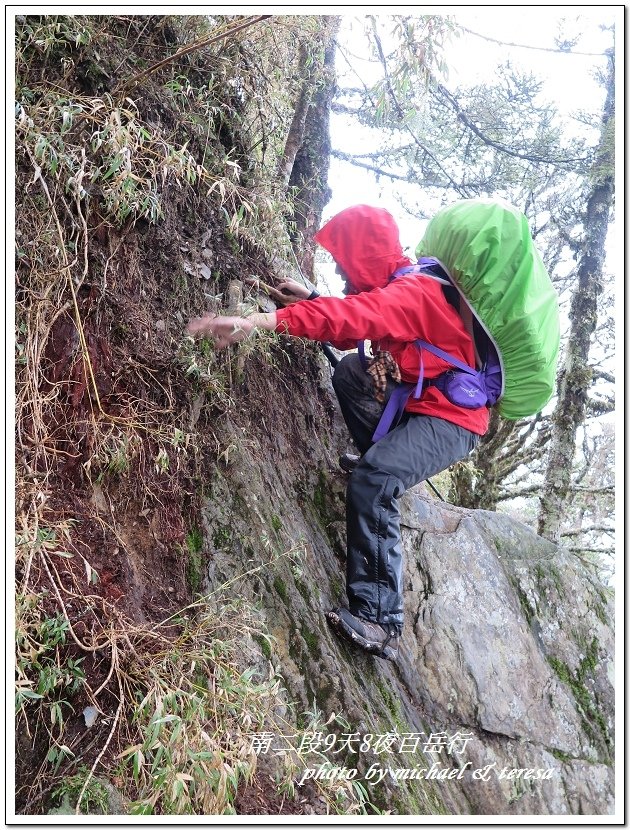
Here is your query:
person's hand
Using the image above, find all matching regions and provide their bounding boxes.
[275,279,313,301]
[245,277,313,306]
[185,313,254,348]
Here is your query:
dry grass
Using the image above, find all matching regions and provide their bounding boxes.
[16,535,373,816]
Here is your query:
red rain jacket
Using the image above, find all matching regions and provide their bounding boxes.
[275,205,490,436]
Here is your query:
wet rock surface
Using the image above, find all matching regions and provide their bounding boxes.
[201,360,614,816]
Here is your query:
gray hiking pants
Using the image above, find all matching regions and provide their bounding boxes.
[332,354,479,633]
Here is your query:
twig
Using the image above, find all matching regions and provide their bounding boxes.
[369,17,405,120]
[459,25,610,57]
[24,148,182,439]
[364,19,471,196]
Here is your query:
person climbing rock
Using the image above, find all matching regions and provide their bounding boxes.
[186,204,488,662]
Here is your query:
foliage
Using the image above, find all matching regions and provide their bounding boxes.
[51,767,110,814]
[116,599,280,815]
[16,530,371,816]
[15,599,85,735]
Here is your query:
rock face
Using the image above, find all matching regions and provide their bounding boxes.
[200,356,615,816]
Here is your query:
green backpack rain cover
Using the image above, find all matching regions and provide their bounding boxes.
[416,198,560,420]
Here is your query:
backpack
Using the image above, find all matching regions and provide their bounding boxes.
[369,199,560,441]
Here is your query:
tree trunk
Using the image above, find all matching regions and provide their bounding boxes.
[285,16,339,278]
[276,44,314,192]
[538,53,615,543]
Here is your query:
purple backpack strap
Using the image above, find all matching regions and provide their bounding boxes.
[370,342,450,442]
[393,257,442,278]
[415,339,476,375]
[371,383,415,442]
[357,340,369,371]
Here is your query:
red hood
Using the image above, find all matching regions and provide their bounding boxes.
[313,205,412,292]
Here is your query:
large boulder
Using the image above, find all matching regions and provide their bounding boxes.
[200,358,614,816]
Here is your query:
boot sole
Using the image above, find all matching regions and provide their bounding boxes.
[325,611,398,661]
[338,455,360,473]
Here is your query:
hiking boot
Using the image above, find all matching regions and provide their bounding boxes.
[326,607,399,661]
[339,453,360,473]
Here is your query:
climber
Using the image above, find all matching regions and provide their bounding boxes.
[186,205,488,662]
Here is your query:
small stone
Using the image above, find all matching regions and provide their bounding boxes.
[199,263,213,280]
[83,706,98,728]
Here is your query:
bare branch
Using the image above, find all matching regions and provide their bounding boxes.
[330,150,412,182]
[561,524,615,538]
[459,25,611,57]
[564,546,615,556]
[369,17,406,121]
[591,369,615,385]
[571,485,615,494]
[496,484,543,501]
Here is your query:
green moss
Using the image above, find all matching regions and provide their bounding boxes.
[270,514,283,533]
[577,637,600,681]
[593,589,611,625]
[314,679,333,710]
[547,644,611,755]
[273,577,288,603]
[548,655,573,686]
[253,634,272,661]
[300,625,320,659]
[530,561,566,606]
[312,470,329,518]
[329,574,344,603]
[547,564,565,597]
[50,765,110,814]
[377,679,402,723]
[186,527,203,554]
[550,747,571,763]
[186,549,203,594]
[295,578,311,603]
